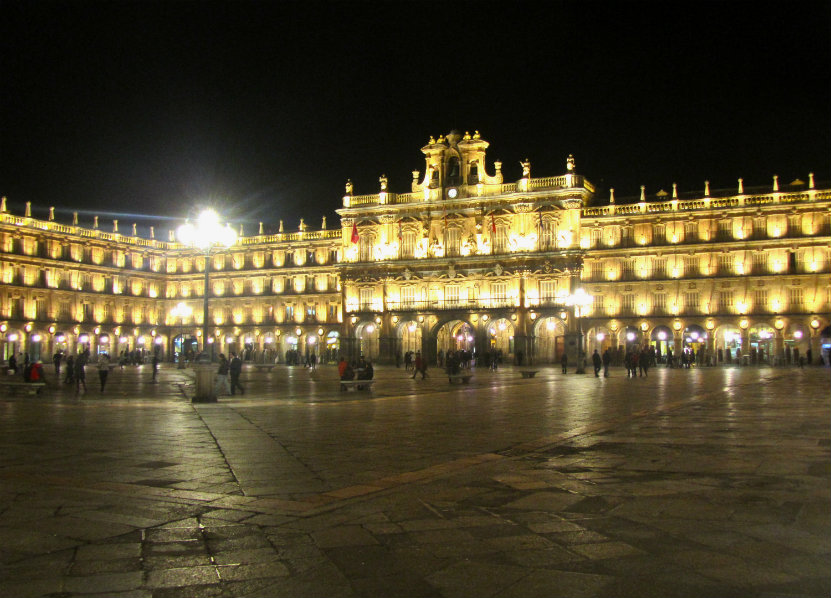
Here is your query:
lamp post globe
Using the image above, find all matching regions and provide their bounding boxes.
[177,209,237,403]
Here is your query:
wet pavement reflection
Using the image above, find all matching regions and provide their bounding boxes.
[1,362,828,597]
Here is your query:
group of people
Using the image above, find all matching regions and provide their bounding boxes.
[6,351,45,384]
[215,352,245,396]
[337,355,375,389]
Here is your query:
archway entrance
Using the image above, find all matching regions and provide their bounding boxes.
[535,317,566,363]
[749,325,775,365]
[324,331,340,363]
[356,321,379,360]
[715,325,742,364]
[398,321,422,354]
[485,318,514,362]
[650,325,674,364]
[682,324,708,365]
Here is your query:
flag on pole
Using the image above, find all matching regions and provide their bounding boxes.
[490,214,496,234]
[351,221,359,244]
[538,210,543,230]
[398,219,403,241]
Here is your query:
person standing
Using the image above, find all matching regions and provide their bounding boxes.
[151,351,160,383]
[229,352,244,395]
[74,351,87,394]
[592,349,602,377]
[98,354,110,392]
[412,351,427,379]
[215,354,231,396]
[53,350,63,379]
[309,351,317,372]
[7,353,18,375]
[64,354,75,384]
[561,352,568,374]
[602,348,611,378]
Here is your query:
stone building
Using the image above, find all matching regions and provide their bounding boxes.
[1,132,829,368]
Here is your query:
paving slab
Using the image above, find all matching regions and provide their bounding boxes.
[0,363,829,597]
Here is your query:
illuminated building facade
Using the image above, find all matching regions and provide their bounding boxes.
[1,132,829,367]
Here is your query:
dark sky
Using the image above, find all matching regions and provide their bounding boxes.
[2,1,829,234]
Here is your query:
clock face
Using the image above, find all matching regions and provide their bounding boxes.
[447,188,457,199]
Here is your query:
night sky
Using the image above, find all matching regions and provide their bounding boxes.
[2,1,829,235]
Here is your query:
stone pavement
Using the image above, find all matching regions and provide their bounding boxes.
[0,362,829,597]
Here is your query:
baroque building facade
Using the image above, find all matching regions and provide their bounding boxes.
[1,131,829,368]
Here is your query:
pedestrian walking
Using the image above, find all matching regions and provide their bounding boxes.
[53,350,62,378]
[98,354,110,392]
[74,351,87,394]
[592,349,602,377]
[561,352,568,374]
[412,351,427,379]
[151,351,160,382]
[215,354,231,396]
[602,348,611,378]
[229,352,244,395]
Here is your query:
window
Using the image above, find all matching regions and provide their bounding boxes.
[445,228,460,257]
[540,280,557,303]
[541,221,555,249]
[402,231,416,258]
[285,304,294,321]
[788,287,803,310]
[494,225,508,253]
[718,290,734,313]
[593,294,606,314]
[359,288,373,311]
[684,292,700,312]
[719,254,733,272]
[753,289,768,312]
[621,294,635,312]
[328,304,338,322]
[718,220,732,240]
[491,282,507,306]
[753,252,768,273]
[359,235,372,262]
[621,259,635,279]
[654,225,665,243]
[653,258,666,277]
[445,285,460,305]
[653,293,666,313]
[401,286,417,309]
[590,229,601,247]
[684,222,697,241]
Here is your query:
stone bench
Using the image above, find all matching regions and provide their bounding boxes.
[340,379,375,391]
[0,380,46,395]
[448,373,473,384]
[519,370,539,378]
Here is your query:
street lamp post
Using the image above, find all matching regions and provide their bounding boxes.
[567,288,593,374]
[177,209,237,402]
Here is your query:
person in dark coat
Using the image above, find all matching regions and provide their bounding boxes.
[561,352,568,374]
[229,352,244,395]
[592,349,602,377]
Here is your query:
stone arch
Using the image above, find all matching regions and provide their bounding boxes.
[355,320,380,360]
[396,319,423,355]
[533,316,566,363]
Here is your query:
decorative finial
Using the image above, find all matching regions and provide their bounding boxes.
[473,130,480,139]
[520,159,531,178]
[463,131,471,140]
[259,222,264,235]
[239,223,244,237]
[93,216,99,229]
[73,212,78,225]
[0,197,6,212]
[25,201,31,217]
[132,223,137,236]
[672,183,678,199]
[278,220,284,233]
[428,135,436,145]
[437,134,445,144]
[150,226,155,239]
[566,154,575,172]
[169,229,175,242]
[321,216,327,230]
[345,179,353,195]
[299,218,306,232]
[494,160,502,172]
[49,207,55,221]
[773,175,779,191]
[609,188,615,204]
[113,219,118,233]
[737,178,744,194]
[640,186,646,202]
[809,172,815,189]
[379,174,388,191]
[704,181,710,197]
[412,170,419,181]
